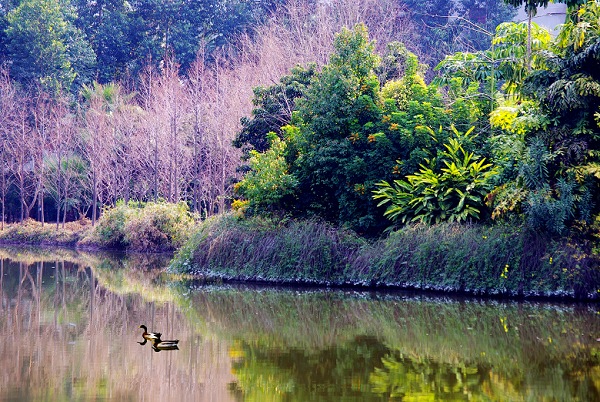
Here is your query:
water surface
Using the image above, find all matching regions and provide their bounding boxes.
[1,247,599,401]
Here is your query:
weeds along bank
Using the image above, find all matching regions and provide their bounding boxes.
[0,204,598,300]
[170,214,600,300]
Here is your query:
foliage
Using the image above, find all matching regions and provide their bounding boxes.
[525,1,600,137]
[284,24,390,233]
[44,154,91,221]
[502,0,549,17]
[251,24,482,234]
[402,0,516,69]
[374,126,498,224]
[89,200,197,252]
[5,0,96,94]
[525,180,575,236]
[234,131,298,215]
[234,64,317,156]
[489,96,548,135]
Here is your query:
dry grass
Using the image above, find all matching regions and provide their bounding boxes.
[0,218,92,246]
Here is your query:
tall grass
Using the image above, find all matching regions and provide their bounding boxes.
[173,214,367,284]
[170,214,600,299]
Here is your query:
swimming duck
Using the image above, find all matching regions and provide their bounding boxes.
[151,339,180,352]
[139,325,162,343]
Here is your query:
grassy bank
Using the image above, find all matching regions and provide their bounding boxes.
[1,205,598,300]
[0,218,91,247]
[170,214,600,300]
[0,200,197,253]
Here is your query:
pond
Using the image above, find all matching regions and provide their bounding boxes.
[1,246,599,401]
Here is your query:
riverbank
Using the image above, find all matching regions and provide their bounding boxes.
[1,205,598,300]
[170,214,600,300]
[0,218,90,247]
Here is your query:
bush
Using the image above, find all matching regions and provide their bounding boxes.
[90,201,197,252]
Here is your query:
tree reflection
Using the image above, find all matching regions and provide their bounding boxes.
[0,248,599,402]
[0,250,234,401]
[229,336,389,402]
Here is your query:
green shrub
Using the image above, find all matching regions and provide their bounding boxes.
[91,201,197,252]
[94,201,132,248]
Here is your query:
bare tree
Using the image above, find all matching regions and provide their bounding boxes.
[0,69,16,228]
[31,91,56,226]
[44,95,80,228]
[80,83,113,225]
[11,101,39,222]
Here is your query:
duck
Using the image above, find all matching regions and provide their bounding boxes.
[139,324,162,344]
[151,339,180,352]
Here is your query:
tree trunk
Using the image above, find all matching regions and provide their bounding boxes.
[527,13,532,72]
[38,180,44,227]
[92,170,98,226]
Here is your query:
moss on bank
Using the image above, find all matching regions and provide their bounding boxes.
[170,214,600,300]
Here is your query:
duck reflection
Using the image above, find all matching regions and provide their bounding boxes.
[138,324,179,351]
[151,339,179,352]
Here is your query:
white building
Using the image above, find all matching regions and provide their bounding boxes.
[515,3,567,34]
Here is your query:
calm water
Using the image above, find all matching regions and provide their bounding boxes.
[1,247,599,401]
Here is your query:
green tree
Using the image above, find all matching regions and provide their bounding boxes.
[502,0,550,70]
[5,0,96,94]
[523,1,600,174]
[234,64,317,157]
[234,131,299,215]
[73,0,139,83]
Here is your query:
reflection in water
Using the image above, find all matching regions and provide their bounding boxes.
[0,249,234,401]
[0,247,599,401]
[151,339,180,352]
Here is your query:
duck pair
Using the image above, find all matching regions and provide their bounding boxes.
[139,324,179,351]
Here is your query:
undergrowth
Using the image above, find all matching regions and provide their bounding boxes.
[80,200,197,252]
[170,213,600,299]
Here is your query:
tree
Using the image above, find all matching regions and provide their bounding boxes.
[10,98,39,222]
[502,0,550,70]
[0,68,16,229]
[521,1,600,223]
[234,64,317,156]
[234,131,298,214]
[289,23,386,232]
[5,0,96,94]
[73,0,138,83]
[80,82,115,225]
[44,95,81,228]
[30,91,55,226]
